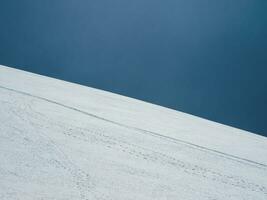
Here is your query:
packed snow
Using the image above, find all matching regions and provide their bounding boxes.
[0,65,266,200]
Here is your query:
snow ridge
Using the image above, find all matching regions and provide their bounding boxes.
[0,65,267,200]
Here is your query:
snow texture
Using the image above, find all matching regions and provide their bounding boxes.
[0,65,266,200]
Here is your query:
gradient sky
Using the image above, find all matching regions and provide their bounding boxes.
[0,0,266,136]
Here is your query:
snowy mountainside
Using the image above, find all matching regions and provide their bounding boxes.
[0,65,266,200]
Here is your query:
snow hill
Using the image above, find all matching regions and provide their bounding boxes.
[0,65,266,200]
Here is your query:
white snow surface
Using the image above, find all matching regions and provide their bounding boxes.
[0,65,266,200]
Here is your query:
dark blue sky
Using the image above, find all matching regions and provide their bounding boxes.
[0,1,266,136]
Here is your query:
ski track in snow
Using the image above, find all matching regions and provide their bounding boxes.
[0,85,266,170]
[0,69,267,200]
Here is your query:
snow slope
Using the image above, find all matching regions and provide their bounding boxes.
[0,65,266,200]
